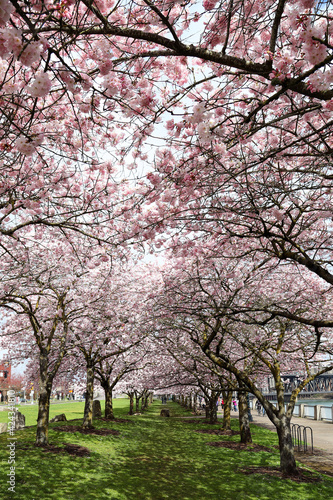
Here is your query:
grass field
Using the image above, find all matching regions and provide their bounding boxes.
[0,400,90,426]
[1,399,332,500]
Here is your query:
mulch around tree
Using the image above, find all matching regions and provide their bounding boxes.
[38,443,91,457]
[205,441,324,482]
[54,425,120,436]
[181,419,219,424]
[196,428,240,436]
[239,466,322,483]
[205,440,272,452]
[294,449,333,478]
[99,417,132,423]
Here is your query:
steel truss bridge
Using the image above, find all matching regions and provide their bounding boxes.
[266,374,333,399]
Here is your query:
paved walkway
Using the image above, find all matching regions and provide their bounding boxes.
[229,410,333,476]
[179,409,333,451]
[246,411,333,452]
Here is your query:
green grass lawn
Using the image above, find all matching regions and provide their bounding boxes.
[0,400,90,426]
[1,400,332,500]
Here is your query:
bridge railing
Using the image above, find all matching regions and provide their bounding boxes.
[252,397,333,421]
[291,403,333,422]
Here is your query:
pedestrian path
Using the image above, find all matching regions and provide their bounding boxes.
[246,411,333,452]
[229,410,333,476]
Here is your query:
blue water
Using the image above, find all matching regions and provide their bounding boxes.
[296,399,333,406]
[268,399,333,406]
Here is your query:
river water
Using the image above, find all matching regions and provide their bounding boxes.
[267,399,333,406]
[296,399,333,406]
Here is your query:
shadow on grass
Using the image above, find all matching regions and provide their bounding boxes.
[1,401,332,500]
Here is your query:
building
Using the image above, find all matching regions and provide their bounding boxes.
[0,356,11,402]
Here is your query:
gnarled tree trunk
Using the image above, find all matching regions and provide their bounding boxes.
[82,363,94,428]
[238,387,252,444]
[204,397,210,419]
[208,392,219,424]
[103,382,114,419]
[128,393,134,415]
[221,390,232,431]
[36,351,53,446]
[276,415,297,475]
[141,391,150,412]
[193,393,198,414]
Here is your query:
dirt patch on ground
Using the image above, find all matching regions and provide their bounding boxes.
[181,419,219,425]
[37,443,91,457]
[251,420,333,478]
[54,425,120,436]
[205,440,272,452]
[240,466,321,483]
[98,417,132,423]
[295,449,333,477]
[196,429,240,436]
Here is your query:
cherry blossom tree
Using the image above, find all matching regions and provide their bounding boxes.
[64,260,160,427]
[155,310,252,436]
[0,230,117,444]
[96,352,144,419]
[0,1,332,307]
[1,0,333,473]
[157,253,333,474]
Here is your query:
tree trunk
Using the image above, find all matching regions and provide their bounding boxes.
[221,390,232,431]
[83,364,94,428]
[142,392,149,411]
[208,393,218,424]
[271,367,298,475]
[36,353,52,446]
[238,389,252,444]
[276,416,298,474]
[129,394,134,415]
[103,384,114,419]
[135,395,140,412]
[205,398,210,419]
[193,394,197,414]
[141,394,146,411]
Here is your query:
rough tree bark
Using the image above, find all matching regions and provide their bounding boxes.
[265,375,298,475]
[238,386,252,445]
[82,363,94,428]
[208,392,219,424]
[204,397,210,420]
[102,382,114,419]
[276,415,297,475]
[192,393,198,414]
[36,351,53,446]
[127,392,134,415]
[221,390,232,431]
